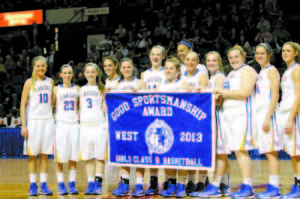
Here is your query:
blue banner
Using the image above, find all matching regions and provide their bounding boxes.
[105,92,215,170]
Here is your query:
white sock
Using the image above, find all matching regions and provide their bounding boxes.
[69,170,77,182]
[88,176,94,182]
[212,175,222,187]
[29,174,37,183]
[188,173,196,184]
[95,173,104,178]
[199,174,207,184]
[221,173,230,185]
[243,178,252,186]
[269,175,279,188]
[56,172,64,183]
[40,173,48,183]
[121,174,130,179]
[136,177,144,184]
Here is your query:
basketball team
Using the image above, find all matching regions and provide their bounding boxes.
[20,40,300,198]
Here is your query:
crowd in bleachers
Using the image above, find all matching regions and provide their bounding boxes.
[0,0,293,126]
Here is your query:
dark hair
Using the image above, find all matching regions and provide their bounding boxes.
[118,58,136,83]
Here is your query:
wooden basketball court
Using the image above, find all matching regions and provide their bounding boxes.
[0,159,294,198]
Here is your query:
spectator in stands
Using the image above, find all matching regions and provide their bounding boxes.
[99,34,113,51]
[201,15,217,47]
[255,25,272,43]
[13,29,29,53]
[111,33,121,50]
[114,24,127,39]
[0,77,17,117]
[46,43,57,76]
[228,27,238,46]
[255,2,267,17]
[28,22,42,48]
[256,14,271,31]
[102,44,114,58]
[269,33,283,52]
[87,44,99,60]
[138,18,151,38]
[41,20,54,51]
[114,42,129,58]
[153,19,167,44]
[271,10,288,29]
[237,35,251,50]
[4,54,16,81]
[218,14,230,33]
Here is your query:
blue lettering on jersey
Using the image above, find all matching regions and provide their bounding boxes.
[60,92,77,101]
[145,77,163,84]
[35,85,51,92]
[81,91,99,97]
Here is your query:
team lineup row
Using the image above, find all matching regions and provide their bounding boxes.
[20,39,300,198]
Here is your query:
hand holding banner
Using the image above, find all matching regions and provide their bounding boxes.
[105,92,215,170]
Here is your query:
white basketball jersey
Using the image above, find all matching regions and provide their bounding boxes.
[180,68,202,89]
[207,72,225,91]
[80,85,105,123]
[158,79,182,91]
[280,63,299,111]
[180,63,208,77]
[105,76,120,90]
[117,77,139,91]
[55,84,79,123]
[27,77,53,119]
[256,65,279,109]
[143,68,166,90]
[223,65,257,108]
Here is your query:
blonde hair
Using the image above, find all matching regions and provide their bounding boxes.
[165,57,181,71]
[150,45,167,59]
[283,42,300,63]
[205,51,223,72]
[119,58,136,82]
[227,45,246,62]
[84,63,105,94]
[186,51,199,62]
[31,56,47,90]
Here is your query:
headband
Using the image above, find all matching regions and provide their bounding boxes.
[258,43,271,54]
[179,40,193,49]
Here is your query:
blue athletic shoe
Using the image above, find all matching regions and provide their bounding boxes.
[132,184,145,197]
[281,185,300,199]
[68,181,79,195]
[194,184,221,198]
[220,183,231,197]
[145,176,159,196]
[39,182,53,196]
[160,180,169,196]
[175,183,187,198]
[163,183,177,198]
[112,177,124,195]
[256,184,280,199]
[230,184,254,199]
[93,181,102,195]
[58,182,68,195]
[190,181,205,197]
[27,182,38,196]
[114,182,131,197]
[84,182,95,195]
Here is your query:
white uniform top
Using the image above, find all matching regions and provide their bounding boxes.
[117,77,139,91]
[143,67,166,90]
[223,65,257,108]
[27,77,53,119]
[80,85,105,123]
[255,65,279,110]
[55,84,79,123]
[207,72,225,91]
[158,79,182,91]
[180,63,208,78]
[105,76,120,90]
[180,68,202,89]
[280,63,299,111]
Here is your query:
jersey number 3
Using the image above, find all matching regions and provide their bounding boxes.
[87,98,93,108]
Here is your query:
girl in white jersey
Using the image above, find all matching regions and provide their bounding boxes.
[177,39,208,78]
[178,51,209,197]
[103,56,120,91]
[141,45,166,196]
[280,42,300,199]
[141,45,166,91]
[112,58,146,197]
[20,56,54,196]
[80,63,107,195]
[52,64,80,195]
[214,45,257,199]
[193,51,231,198]
[254,43,282,199]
